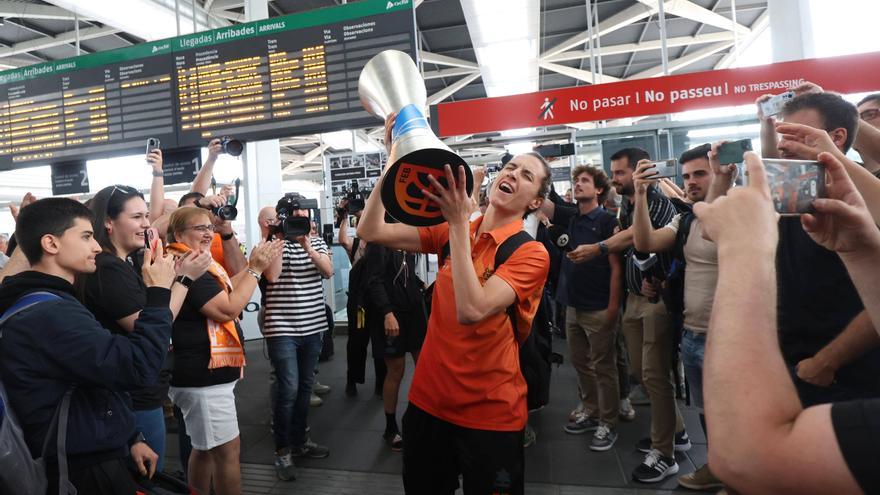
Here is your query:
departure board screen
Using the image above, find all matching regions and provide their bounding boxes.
[0,0,416,169]
[0,42,177,170]
[173,2,415,147]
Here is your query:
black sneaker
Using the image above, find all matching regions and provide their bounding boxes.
[589,424,618,452]
[563,413,599,434]
[632,449,679,483]
[291,438,330,459]
[636,430,692,453]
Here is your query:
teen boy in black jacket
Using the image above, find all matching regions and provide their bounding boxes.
[0,198,176,494]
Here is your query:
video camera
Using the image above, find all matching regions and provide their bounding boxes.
[270,192,319,242]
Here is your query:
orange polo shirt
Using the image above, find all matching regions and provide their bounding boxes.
[410,216,549,431]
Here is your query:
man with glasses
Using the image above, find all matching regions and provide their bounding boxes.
[260,194,334,481]
[856,94,880,177]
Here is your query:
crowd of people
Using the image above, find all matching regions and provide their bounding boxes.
[0,82,879,495]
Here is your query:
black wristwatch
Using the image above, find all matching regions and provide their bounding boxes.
[220,232,235,241]
[129,431,146,447]
[174,275,194,288]
[598,241,609,256]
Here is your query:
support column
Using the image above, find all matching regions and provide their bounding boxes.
[768,0,814,62]
[242,0,282,247]
[240,0,284,340]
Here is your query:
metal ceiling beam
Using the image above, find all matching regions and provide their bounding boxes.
[211,10,245,22]
[538,61,621,84]
[541,2,655,59]
[427,72,482,105]
[0,1,90,21]
[209,0,244,10]
[544,31,735,63]
[424,67,480,80]
[636,0,750,35]
[629,41,733,79]
[4,18,94,56]
[0,26,117,58]
[714,11,769,69]
[419,50,478,69]
[282,143,330,174]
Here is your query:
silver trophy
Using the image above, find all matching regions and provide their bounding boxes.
[359,49,473,226]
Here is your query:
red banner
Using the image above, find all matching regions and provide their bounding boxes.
[433,51,880,137]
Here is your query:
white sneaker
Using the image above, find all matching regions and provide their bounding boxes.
[309,393,323,407]
[313,381,331,396]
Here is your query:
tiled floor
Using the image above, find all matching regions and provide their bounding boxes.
[165,336,716,494]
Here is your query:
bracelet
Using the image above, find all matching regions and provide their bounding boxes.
[246,268,261,280]
[152,169,164,177]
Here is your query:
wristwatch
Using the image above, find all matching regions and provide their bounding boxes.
[220,232,235,241]
[598,241,609,256]
[174,274,194,288]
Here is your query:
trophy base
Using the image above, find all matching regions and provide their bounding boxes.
[380,148,474,227]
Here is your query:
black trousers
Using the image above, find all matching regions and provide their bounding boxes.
[402,404,524,495]
[345,305,387,386]
[48,457,137,495]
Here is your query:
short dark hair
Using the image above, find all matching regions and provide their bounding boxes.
[88,185,144,254]
[571,164,611,204]
[679,143,711,165]
[178,192,205,207]
[781,92,859,152]
[857,93,880,107]
[610,147,650,169]
[16,198,94,265]
[519,152,553,218]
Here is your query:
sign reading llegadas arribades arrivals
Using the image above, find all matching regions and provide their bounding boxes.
[432,51,880,137]
[0,0,416,170]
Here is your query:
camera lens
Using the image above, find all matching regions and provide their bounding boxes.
[221,138,243,157]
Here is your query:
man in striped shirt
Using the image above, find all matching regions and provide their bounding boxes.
[611,148,688,483]
[262,198,334,481]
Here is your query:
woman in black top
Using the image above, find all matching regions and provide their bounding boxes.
[165,206,282,495]
[84,183,211,472]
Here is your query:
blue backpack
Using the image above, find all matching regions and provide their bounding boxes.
[0,291,76,495]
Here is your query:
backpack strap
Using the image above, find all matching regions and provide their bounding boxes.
[494,230,535,343]
[0,291,61,327]
[673,212,696,266]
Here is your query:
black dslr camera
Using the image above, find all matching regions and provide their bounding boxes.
[203,178,240,221]
[220,136,243,157]
[270,193,318,242]
[344,180,369,214]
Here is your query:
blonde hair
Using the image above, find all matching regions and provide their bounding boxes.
[167,207,211,243]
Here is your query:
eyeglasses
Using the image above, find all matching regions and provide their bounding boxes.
[860,108,880,121]
[186,224,215,233]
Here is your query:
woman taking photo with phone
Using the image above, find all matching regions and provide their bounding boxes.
[84,172,213,473]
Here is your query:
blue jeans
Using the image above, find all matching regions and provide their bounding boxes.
[133,407,166,472]
[681,329,706,410]
[267,333,323,451]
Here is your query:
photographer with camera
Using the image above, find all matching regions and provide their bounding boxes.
[261,193,334,481]
[337,184,388,398]
[171,185,247,277]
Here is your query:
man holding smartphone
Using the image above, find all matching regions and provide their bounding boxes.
[758,90,880,407]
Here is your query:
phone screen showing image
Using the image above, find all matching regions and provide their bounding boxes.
[758,159,826,215]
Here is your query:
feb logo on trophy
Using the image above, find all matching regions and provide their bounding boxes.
[358,50,474,226]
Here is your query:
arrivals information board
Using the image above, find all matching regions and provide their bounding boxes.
[0,0,415,170]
